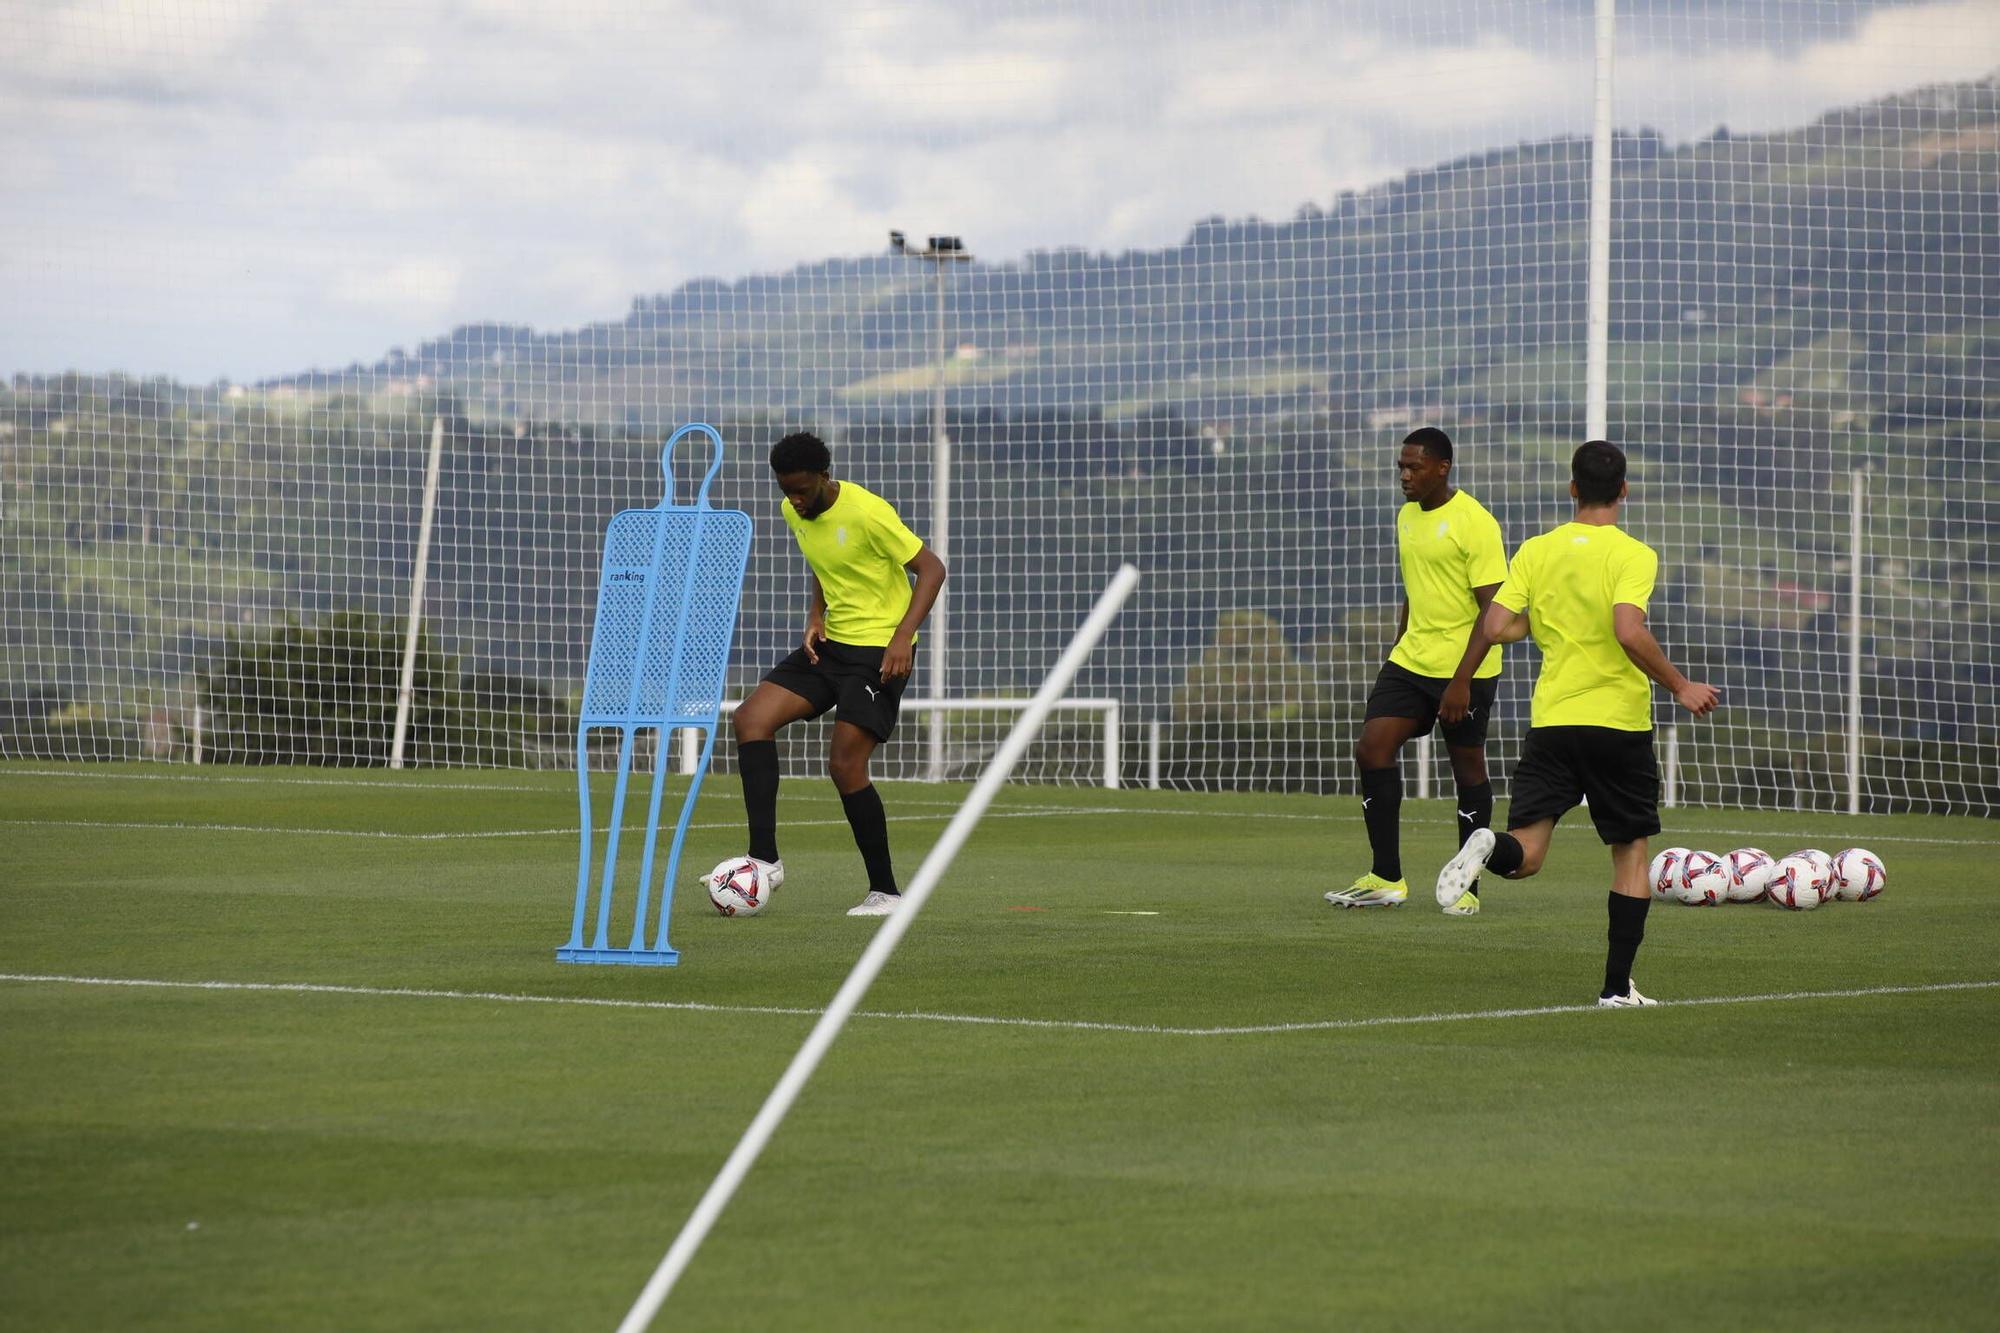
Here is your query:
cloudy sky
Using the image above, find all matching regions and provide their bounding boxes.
[2,0,1993,382]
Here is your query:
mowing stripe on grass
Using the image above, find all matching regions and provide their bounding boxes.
[15,766,1995,849]
[4,971,1994,1038]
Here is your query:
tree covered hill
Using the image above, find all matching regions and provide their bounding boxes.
[258,74,2000,436]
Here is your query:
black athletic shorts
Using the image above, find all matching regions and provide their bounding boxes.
[1507,725,1662,845]
[762,639,910,742]
[1362,661,1500,748]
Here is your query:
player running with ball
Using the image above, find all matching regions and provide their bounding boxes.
[725,431,947,917]
[1326,426,1508,916]
[1434,440,1718,1006]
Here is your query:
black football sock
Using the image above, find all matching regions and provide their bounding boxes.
[840,784,897,894]
[1602,891,1652,999]
[1454,780,1494,894]
[738,739,780,863]
[1360,766,1403,882]
[1485,830,1526,878]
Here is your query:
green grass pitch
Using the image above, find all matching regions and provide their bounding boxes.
[3,762,1997,1330]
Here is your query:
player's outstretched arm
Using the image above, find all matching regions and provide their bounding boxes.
[881,547,947,681]
[1612,603,1719,716]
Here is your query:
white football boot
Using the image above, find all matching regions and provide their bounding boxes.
[1596,980,1659,1008]
[846,890,902,918]
[1435,827,1495,907]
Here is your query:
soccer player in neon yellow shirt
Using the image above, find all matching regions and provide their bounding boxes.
[1435,440,1718,1005]
[1325,427,1508,915]
[726,432,947,918]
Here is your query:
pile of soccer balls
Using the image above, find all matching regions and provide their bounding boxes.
[1649,845,1885,910]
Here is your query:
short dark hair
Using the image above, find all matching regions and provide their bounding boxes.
[770,431,831,475]
[1402,426,1452,461]
[1572,439,1627,505]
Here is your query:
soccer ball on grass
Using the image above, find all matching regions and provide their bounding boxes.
[1832,848,1886,902]
[1675,850,1729,906]
[1648,846,1691,901]
[705,858,771,916]
[1723,848,1775,903]
[1767,854,1829,911]
[1794,848,1836,888]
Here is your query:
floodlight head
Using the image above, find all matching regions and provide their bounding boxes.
[889,230,908,253]
[929,235,963,253]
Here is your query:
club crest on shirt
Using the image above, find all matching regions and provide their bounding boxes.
[836,526,848,545]
[1435,520,1450,538]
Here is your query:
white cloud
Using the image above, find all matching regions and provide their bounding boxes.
[20,0,276,94]
[1614,0,2000,139]
[0,0,1987,380]
[830,13,1089,132]
[330,257,463,323]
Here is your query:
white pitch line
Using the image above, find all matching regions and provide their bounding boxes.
[0,818,570,841]
[0,767,979,811]
[2,972,1993,1038]
[0,806,1129,843]
[0,767,564,794]
[0,973,824,1020]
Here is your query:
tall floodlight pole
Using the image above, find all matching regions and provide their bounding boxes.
[1585,0,1616,441]
[891,230,972,782]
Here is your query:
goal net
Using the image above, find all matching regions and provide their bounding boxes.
[2,1,1993,814]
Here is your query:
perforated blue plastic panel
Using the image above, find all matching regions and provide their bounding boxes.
[580,509,748,723]
[560,424,752,966]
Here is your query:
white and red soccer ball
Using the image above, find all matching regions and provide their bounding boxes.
[1723,848,1776,903]
[1767,853,1831,911]
[1795,848,1836,890]
[1832,847,1886,902]
[705,858,771,916]
[1675,850,1729,906]
[1648,846,1691,901]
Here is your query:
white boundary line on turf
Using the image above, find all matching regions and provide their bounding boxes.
[0,767,562,794]
[2,972,1993,1038]
[0,767,979,810]
[0,768,1092,813]
[0,806,1124,842]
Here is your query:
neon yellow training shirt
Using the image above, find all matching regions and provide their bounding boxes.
[1493,521,1660,731]
[1388,489,1509,680]
[781,481,926,647]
